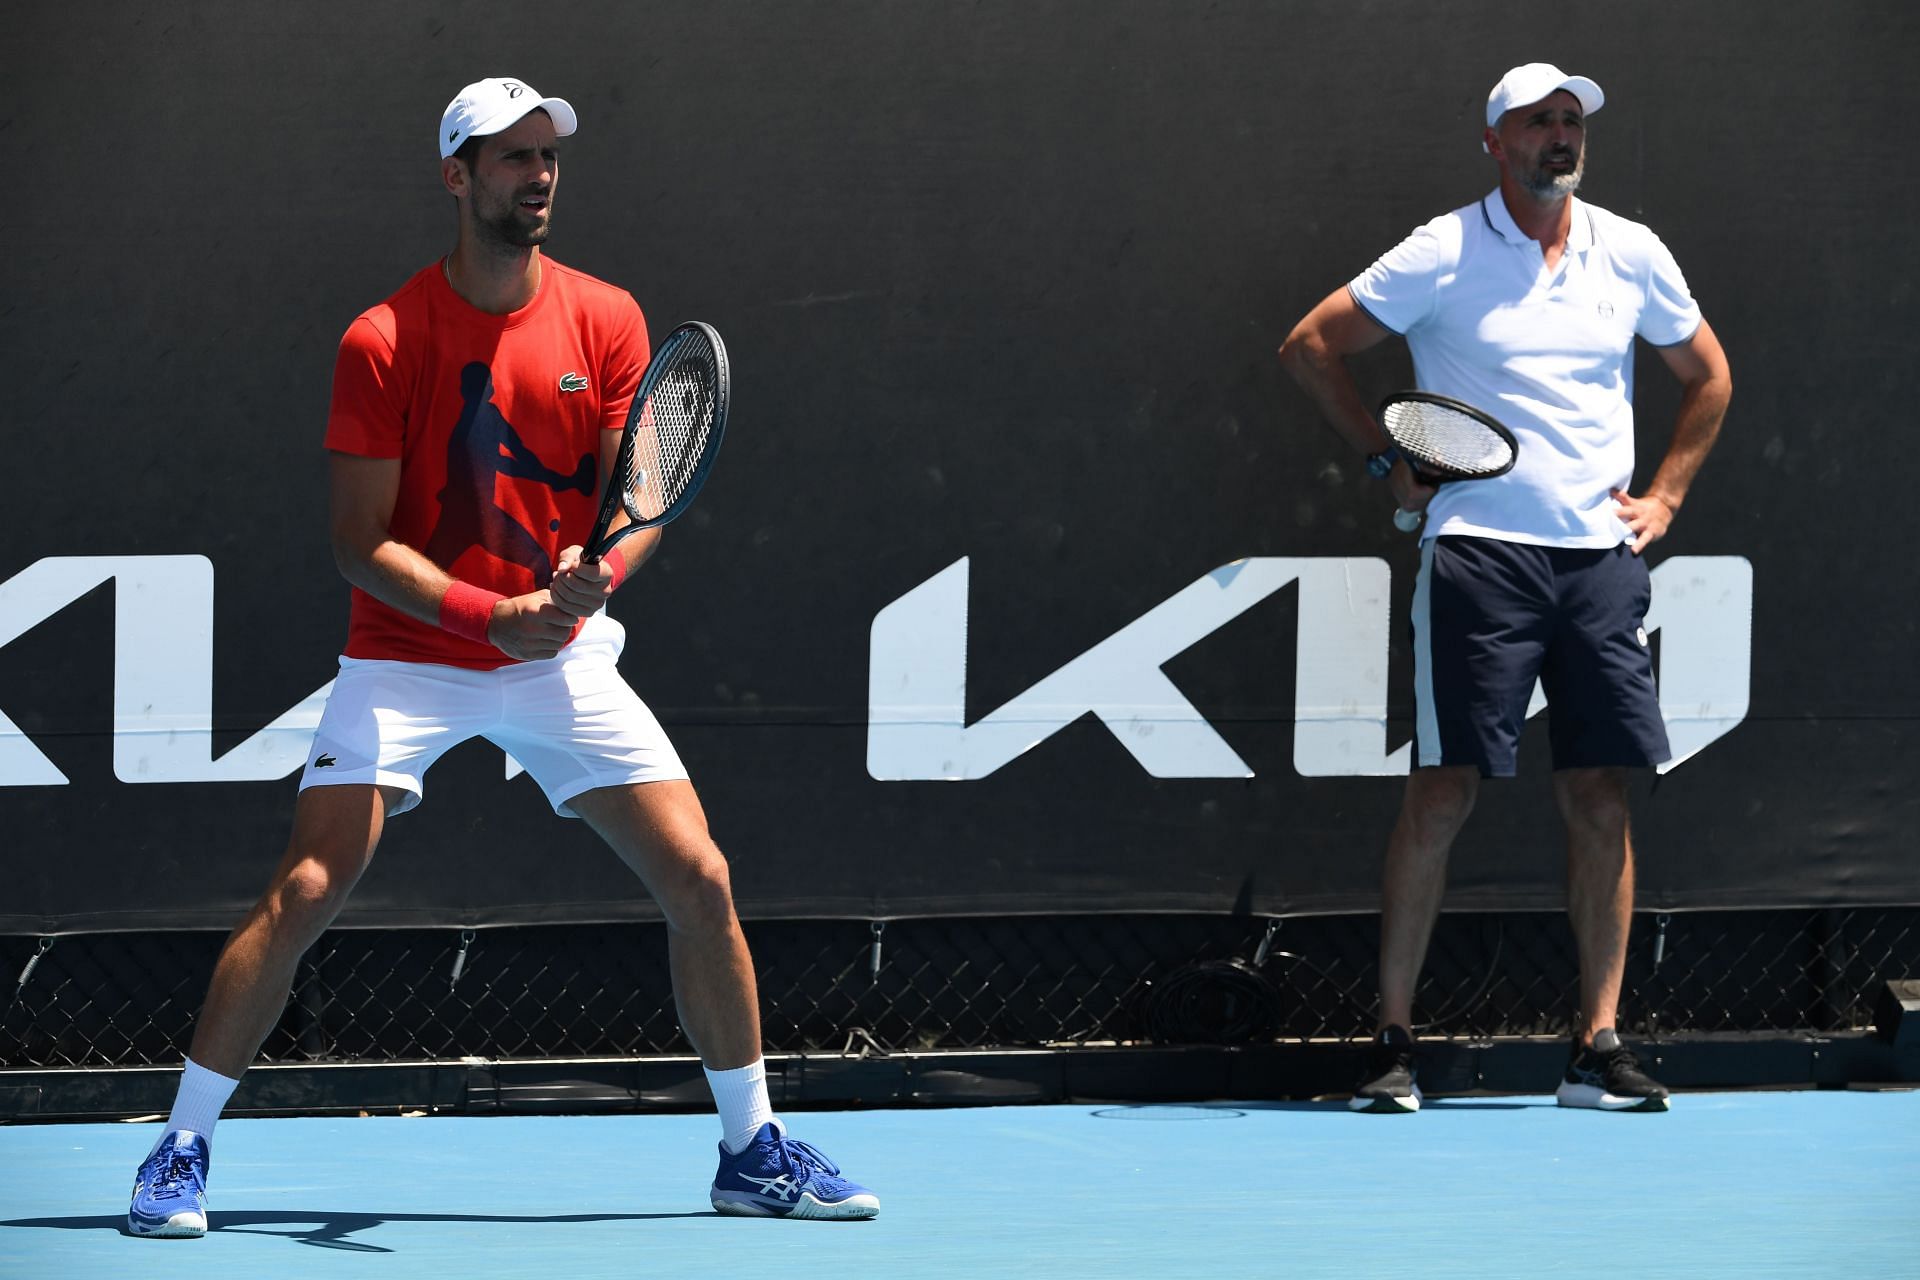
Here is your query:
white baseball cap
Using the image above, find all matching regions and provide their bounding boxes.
[439,77,578,159]
[1485,63,1604,128]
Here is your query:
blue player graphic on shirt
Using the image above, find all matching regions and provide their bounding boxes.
[426,362,596,584]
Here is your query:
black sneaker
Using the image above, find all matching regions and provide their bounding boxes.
[1555,1029,1671,1112]
[1349,1024,1421,1113]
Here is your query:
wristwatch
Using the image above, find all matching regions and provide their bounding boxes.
[1366,445,1402,479]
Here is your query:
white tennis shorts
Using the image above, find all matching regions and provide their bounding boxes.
[298,612,687,818]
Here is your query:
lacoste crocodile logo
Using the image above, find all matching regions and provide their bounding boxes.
[559,373,589,393]
[314,754,337,768]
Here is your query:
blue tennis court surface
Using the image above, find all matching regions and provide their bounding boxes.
[6,1091,1916,1278]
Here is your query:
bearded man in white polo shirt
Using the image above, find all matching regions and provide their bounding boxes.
[1279,63,1732,1114]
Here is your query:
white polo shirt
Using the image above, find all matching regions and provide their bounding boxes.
[1348,191,1702,547]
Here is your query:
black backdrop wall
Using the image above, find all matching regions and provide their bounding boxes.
[4,2,1916,931]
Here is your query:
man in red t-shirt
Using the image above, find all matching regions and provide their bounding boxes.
[128,78,877,1236]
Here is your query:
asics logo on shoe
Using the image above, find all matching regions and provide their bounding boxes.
[559,372,589,393]
[741,1173,802,1202]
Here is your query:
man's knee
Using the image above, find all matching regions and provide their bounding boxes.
[261,786,387,934]
[263,853,358,936]
[657,841,740,935]
[1403,766,1479,836]
[1555,767,1631,835]
[572,781,740,932]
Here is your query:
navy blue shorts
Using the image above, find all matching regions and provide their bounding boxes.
[1411,536,1670,777]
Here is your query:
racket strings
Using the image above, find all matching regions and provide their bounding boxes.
[1383,400,1515,478]
[624,343,720,521]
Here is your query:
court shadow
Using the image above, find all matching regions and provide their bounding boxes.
[1089,1099,1551,1119]
[1,1209,714,1252]
[1090,1101,1344,1120]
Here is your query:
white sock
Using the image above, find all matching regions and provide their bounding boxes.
[705,1059,776,1154]
[160,1058,240,1151]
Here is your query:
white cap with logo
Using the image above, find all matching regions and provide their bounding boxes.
[1485,63,1604,128]
[439,77,578,159]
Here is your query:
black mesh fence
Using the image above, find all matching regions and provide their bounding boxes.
[4,909,1916,1073]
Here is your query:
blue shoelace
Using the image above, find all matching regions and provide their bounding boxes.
[143,1149,203,1199]
[775,1137,841,1182]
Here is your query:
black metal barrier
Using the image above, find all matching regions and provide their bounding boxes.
[5,909,1915,1120]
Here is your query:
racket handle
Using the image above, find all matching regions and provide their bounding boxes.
[1393,508,1423,533]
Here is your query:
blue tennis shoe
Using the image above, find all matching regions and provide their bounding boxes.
[710,1122,879,1219]
[128,1129,210,1237]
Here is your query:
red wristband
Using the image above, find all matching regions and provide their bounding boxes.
[438,581,505,644]
[605,552,629,592]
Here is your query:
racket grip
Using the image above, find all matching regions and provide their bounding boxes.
[1393,508,1423,533]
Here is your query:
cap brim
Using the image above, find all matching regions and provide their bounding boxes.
[535,96,578,137]
[1558,75,1604,117]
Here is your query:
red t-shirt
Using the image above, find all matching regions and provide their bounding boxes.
[325,258,649,668]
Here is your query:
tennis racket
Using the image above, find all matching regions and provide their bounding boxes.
[1379,391,1518,532]
[584,321,731,561]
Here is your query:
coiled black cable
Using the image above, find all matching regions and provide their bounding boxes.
[1140,956,1284,1044]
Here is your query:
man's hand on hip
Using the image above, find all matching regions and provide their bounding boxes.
[1612,488,1674,554]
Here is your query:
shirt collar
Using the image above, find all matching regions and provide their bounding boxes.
[1482,189,1592,253]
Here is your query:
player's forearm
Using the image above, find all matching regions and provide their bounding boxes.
[577,517,661,585]
[1644,369,1732,513]
[332,530,471,629]
[611,524,662,578]
[1278,330,1392,459]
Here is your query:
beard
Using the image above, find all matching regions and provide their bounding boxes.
[1521,144,1585,200]
[473,188,554,250]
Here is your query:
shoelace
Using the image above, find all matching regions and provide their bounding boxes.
[1601,1045,1644,1078]
[1371,1040,1414,1072]
[776,1137,842,1181]
[143,1149,203,1199]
